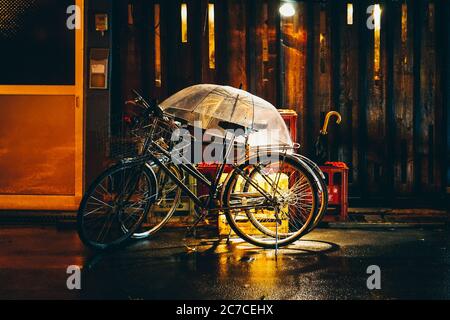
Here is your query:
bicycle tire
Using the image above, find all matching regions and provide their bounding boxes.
[241,156,322,238]
[222,153,319,249]
[77,162,157,250]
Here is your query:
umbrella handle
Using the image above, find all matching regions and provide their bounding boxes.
[320,111,342,135]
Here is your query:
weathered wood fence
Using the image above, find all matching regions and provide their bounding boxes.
[114,0,448,206]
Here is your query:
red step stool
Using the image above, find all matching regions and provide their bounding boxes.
[319,162,349,221]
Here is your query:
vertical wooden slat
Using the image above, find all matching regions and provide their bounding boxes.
[246,0,256,93]
[305,0,315,156]
[365,0,388,197]
[338,0,360,192]
[141,0,152,98]
[330,0,341,162]
[200,0,218,84]
[164,0,202,95]
[412,0,423,196]
[418,0,439,193]
[111,0,128,119]
[357,0,369,201]
[154,3,162,90]
[215,0,228,85]
[434,0,445,196]
[122,0,144,100]
[163,0,178,95]
[146,1,155,97]
[252,0,277,106]
[226,0,247,89]
[200,0,209,82]
[312,1,333,162]
[190,0,203,85]
[215,0,229,84]
[280,1,307,146]
[385,0,395,203]
[393,0,414,195]
[443,0,450,194]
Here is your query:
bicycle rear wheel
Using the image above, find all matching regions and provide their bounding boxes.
[77,162,157,250]
[241,156,323,238]
[223,153,319,248]
[304,164,328,233]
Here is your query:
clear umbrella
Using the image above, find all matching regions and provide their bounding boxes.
[160,84,293,148]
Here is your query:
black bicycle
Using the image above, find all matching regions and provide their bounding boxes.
[77,89,322,250]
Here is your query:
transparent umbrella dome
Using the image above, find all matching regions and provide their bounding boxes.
[160,84,293,148]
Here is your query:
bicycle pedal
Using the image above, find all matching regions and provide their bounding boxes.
[185,227,194,237]
[184,245,197,253]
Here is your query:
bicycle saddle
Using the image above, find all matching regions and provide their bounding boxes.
[218,120,248,132]
[218,120,267,131]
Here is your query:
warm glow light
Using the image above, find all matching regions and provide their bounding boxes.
[347,3,353,25]
[401,4,407,43]
[428,3,434,32]
[262,2,269,62]
[373,4,381,80]
[374,4,381,31]
[154,4,161,87]
[181,3,188,43]
[320,33,325,43]
[279,3,295,17]
[208,3,215,69]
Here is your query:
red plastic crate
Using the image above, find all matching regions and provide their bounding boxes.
[319,162,349,221]
[196,163,233,197]
[278,109,298,144]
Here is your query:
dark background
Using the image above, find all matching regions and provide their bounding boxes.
[0,0,75,85]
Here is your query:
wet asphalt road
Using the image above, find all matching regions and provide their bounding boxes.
[0,225,449,299]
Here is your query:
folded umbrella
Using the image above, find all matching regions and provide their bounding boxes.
[314,111,342,165]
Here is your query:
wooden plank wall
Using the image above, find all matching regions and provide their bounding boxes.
[116,0,448,206]
[392,0,414,195]
[280,1,307,148]
[337,1,360,192]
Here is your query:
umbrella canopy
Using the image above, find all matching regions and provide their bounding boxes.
[160,84,293,148]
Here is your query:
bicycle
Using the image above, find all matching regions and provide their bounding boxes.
[77,90,322,250]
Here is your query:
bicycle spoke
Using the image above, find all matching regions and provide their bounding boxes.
[89,196,114,208]
[224,154,318,248]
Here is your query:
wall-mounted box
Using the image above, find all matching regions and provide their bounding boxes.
[95,13,108,34]
[89,48,109,89]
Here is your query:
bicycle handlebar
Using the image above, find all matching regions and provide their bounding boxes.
[131,89,164,118]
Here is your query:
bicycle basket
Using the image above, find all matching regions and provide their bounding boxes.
[94,115,177,162]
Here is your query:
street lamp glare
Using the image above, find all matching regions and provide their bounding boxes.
[279,3,295,17]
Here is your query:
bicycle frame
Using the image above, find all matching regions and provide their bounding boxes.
[149,144,273,211]
[136,136,276,215]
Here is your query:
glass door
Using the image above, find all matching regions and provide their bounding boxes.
[0,0,84,210]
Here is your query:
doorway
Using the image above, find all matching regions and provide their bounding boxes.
[0,0,84,210]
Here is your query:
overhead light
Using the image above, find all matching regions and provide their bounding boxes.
[347,3,353,25]
[279,3,295,17]
[181,3,188,43]
[374,4,381,31]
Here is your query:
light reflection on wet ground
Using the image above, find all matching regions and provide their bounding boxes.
[1,226,449,299]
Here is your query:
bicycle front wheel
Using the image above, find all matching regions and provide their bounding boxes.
[77,162,157,250]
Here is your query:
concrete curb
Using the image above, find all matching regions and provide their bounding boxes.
[0,210,447,229]
[323,222,447,229]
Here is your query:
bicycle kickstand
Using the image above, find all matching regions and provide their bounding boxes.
[275,209,282,258]
[226,227,232,244]
[186,208,208,238]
